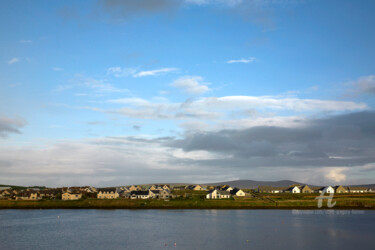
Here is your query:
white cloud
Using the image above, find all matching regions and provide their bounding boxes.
[195,96,367,111]
[107,67,137,77]
[227,57,256,64]
[7,58,20,64]
[107,67,177,78]
[324,167,348,183]
[0,137,209,186]
[81,77,128,93]
[133,67,178,77]
[52,67,64,71]
[20,40,32,43]
[171,76,211,95]
[100,95,368,129]
[56,75,129,95]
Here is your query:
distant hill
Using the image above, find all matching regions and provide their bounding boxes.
[202,180,375,189]
[347,184,375,189]
[0,184,46,190]
[202,180,307,189]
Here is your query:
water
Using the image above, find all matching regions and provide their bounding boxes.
[0,209,374,250]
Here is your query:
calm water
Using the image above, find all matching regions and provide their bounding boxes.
[0,209,374,250]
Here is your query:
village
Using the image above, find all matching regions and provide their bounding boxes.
[0,183,373,201]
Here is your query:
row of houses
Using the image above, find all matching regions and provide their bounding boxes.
[0,187,97,201]
[258,185,373,194]
[96,187,171,200]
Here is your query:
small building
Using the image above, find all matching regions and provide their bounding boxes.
[334,185,348,193]
[149,189,170,199]
[173,186,186,191]
[62,192,82,200]
[286,186,301,194]
[128,185,142,191]
[39,190,54,199]
[130,191,150,199]
[97,188,120,199]
[150,184,170,191]
[311,186,335,194]
[186,185,204,191]
[348,187,368,193]
[300,185,313,193]
[230,188,246,197]
[258,186,287,193]
[206,190,231,199]
[15,191,40,200]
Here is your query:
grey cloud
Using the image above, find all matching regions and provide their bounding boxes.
[349,75,375,96]
[166,111,375,168]
[0,117,27,138]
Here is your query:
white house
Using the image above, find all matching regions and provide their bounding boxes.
[206,190,231,199]
[286,186,301,193]
[230,188,246,197]
[323,186,335,194]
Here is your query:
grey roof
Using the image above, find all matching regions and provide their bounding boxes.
[230,188,243,195]
[97,188,117,193]
[131,191,149,195]
[217,191,230,195]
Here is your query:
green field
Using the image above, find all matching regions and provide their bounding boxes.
[1,192,375,209]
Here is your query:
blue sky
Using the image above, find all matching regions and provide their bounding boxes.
[1,0,375,187]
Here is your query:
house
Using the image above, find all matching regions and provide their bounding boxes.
[348,187,368,193]
[206,190,231,199]
[258,186,286,193]
[334,185,348,193]
[300,185,313,193]
[159,189,170,199]
[286,186,301,193]
[39,189,59,199]
[230,188,246,197]
[97,188,120,199]
[149,189,160,198]
[0,189,12,199]
[128,185,142,191]
[149,189,170,199]
[15,192,31,200]
[62,192,82,200]
[325,186,335,193]
[15,191,40,200]
[173,186,186,191]
[130,191,150,199]
[186,185,204,191]
[150,184,170,191]
[221,186,233,192]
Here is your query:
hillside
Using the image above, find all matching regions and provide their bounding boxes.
[202,180,307,189]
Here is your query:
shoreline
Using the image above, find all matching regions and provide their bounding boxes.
[1,199,374,210]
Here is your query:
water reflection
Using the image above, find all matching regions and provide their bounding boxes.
[0,209,374,250]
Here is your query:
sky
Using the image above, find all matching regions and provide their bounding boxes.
[1,0,375,187]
